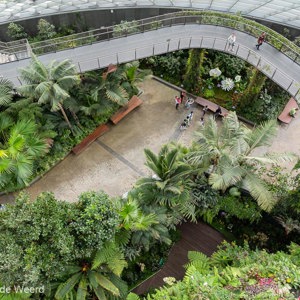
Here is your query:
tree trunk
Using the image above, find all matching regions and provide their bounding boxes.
[58,103,74,135]
[70,110,81,128]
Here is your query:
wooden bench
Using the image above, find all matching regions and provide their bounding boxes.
[110,95,143,124]
[72,124,109,155]
[195,97,229,117]
[278,97,299,124]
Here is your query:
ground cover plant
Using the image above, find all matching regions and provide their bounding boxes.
[128,241,300,299]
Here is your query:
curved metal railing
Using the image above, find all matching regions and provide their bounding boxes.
[28,11,300,65]
[10,35,300,99]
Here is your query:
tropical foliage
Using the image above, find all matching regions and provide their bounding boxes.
[0,118,49,188]
[0,191,119,288]
[130,241,300,300]
[187,111,293,211]
[54,242,128,300]
[18,54,81,132]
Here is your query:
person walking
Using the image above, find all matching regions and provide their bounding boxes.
[175,96,181,110]
[227,33,236,51]
[202,105,208,117]
[214,106,222,119]
[187,111,194,124]
[180,119,188,130]
[256,32,266,50]
[200,117,205,126]
[180,90,186,103]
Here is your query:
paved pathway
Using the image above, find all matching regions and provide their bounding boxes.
[132,221,224,295]
[0,78,201,203]
[1,78,299,204]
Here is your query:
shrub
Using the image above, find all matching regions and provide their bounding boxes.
[7,22,27,40]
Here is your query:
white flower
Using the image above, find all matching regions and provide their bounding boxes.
[235,75,241,82]
[209,68,222,78]
[203,282,208,286]
[221,78,235,91]
[163,277,176,285]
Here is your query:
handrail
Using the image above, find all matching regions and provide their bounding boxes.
[28,11,300,65]
[9,35,299,99]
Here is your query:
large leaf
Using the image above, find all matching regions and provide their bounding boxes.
[55,272,82,299]
[76,276,88,300]
[93,273,120,296]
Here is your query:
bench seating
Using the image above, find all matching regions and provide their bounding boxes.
[195,97,228,117]
[72,124,109,155]
[110,95,143,124]
[278,97,299,124]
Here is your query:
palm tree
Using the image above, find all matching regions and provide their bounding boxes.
[136,144,198,221]
[18,55,81,133]
[118,61,152,96]
[54,242,128,300]
[187,112,293,211]
[0,117,49,189]
[0,77,14,106]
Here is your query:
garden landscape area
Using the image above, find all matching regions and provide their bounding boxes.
[1,1,300,299]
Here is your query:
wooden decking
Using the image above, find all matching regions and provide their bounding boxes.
[132,221,224,295]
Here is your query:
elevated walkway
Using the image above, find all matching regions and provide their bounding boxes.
[1,13,300,100]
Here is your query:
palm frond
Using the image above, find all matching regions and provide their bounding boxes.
[245,119,278,154]
[242,173,277,212]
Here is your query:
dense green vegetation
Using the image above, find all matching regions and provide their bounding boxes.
[1,113,300,298]
[1,12,300,300]
[0,57,150,193]
[128,242,300,299]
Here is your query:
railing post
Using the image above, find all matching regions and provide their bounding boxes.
[178,38,181,50]
[167,39,170,52]
[135,49,137,60]
[77,62,82,73]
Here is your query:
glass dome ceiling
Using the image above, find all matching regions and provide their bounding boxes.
[0,0,299,29]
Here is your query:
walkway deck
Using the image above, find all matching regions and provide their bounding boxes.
[1,24,300,99]
[132,221,224,295]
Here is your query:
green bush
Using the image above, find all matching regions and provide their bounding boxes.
[7,22,27,40]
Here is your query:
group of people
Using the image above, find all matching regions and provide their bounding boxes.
[227,31,267,52]
[180,111,194,130]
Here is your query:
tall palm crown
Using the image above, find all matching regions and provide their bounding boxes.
[137,145,197,221]
[0,117,48,188]
[55,242,127,300]
[187,112,293,211]
[18,55,81,131]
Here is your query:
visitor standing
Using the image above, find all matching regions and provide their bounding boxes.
[180,90,186,103]
[180,119,188,130]
[256,32,266,50]
[214,106,222,119]
[202,105,208,117]
[187,111,194,123]
[227,33,236,51]
[175,96,181,110]
[200,117,205,126]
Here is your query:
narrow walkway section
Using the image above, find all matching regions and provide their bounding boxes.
[132,221,224,295]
